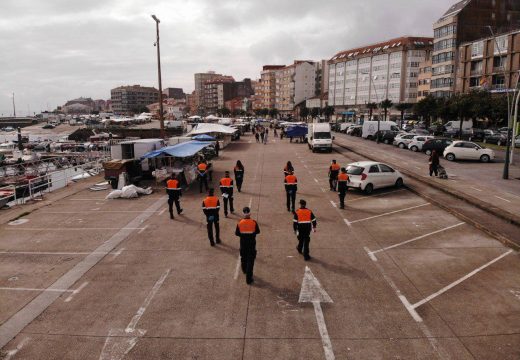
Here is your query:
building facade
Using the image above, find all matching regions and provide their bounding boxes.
[418,58,432,101]
[163,88,186,100]
[328,36,433,111]
[259,65,285,110]
[202,76,235,113]
[456,29,520,93]
[194,71,222,112]
[431,0,520,98]
[110,85,159,115]
[275,61,318,115]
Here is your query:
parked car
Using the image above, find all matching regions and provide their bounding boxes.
[349,126,362,137]
[408,135,435,152]
[410,129,430,136]
[373,130,399,144]
[346,125,361,135]
[42,124,55,129]
[393,133,416,149]
[346,161,404,194]
[443,141,495,163]
[483,132,508,146]
[422,138,454,155]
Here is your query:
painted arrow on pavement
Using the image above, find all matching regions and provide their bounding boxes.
[299,266,335,360]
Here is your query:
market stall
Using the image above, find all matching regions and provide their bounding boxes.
[187,123,238,148]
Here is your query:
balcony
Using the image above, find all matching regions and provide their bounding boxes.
[493,66,505,73]
[491,84,506,90]
[470,69,482,76]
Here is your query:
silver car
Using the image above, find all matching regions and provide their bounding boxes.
[408,135,434,152]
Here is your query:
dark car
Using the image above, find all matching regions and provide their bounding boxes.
[42,124,55,129]
[422,138,454,155]
[374,130,399,144]
[350,127,362,137]
[484,133,508,146]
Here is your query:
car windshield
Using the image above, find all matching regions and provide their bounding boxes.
[314,132,331,139]
[346,165,364,175]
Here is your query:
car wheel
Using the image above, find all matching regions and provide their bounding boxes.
[446,153,456,161]
[312,148,316,153]
[480,154,490,163]
[410,145,418,152]
[367,135,373,140]
[384,139,390,144]
[395,178,403,188]
[425,149,432,156]
[398,143,406,149]
[364,183,374,195]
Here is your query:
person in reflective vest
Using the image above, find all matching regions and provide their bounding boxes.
[234,160,245,192]
[293,199,317,261]
[202,188,221,246]
[328,160,341,191]
[197,161,209,193]
[166,174,183,219]
[235,207,260,285]
[337,168,349,209]
[219,171,235,217]
[284,170,298,212]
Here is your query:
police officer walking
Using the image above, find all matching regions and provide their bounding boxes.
[328,159,340,191]
[197,160,209,193]
[202,188,221,246]
[235,207,260,285]
[219,171,235,217]
[166,174,183,219]
[337,167,349,209]
[293,199,317,261]
[284,170,298,212]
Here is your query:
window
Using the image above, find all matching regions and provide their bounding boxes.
[369,165,380,173]
[463,142,479,149]
[454,142,464,148]
[346,166,364,175]
[469,77,481,87]
[471,41,484,58]
[379,164,394,173]
[493,56,506,70]
[433,38,457,51]
[495,35,508,54]
[432,52,455,64]
[434,24,457,38]
[470,61,483,75]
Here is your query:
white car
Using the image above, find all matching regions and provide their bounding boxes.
[393,133,416,149]
[346,161,404,194]
[408,135,434,152]
[443,141,495,163]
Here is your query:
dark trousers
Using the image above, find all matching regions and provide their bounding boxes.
[167,197,181,218]
[286,190,296,211]
[240,238,257,282]
[297,233,311,259]
[206,219,220,244]
[429,164,438,177]
[338,189,347,209]
[235,177,243,192]
[329,177,338,191]
[223,196,234,215]
[199,175,208,193]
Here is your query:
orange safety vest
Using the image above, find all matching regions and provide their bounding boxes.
[285,174,297,184]
[198,163,207,172]
[338,173,349,182]
[330,163,340,171]
[203,196,219,209]
[295,208,312,223]
[167,179,180,189]
[220,177,233,188]
[238,219,257,234]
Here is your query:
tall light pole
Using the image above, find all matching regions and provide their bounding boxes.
[152,15,165,139]
[12,93,16,117]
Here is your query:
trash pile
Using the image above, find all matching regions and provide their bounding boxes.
[106,185,153,199]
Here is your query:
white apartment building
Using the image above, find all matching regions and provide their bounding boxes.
[328,36,433,111]
[275,61,318,114]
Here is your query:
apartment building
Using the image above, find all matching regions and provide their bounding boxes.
[259,65,285,110]
[163,88,186,100]
[275,61,318,115]
[457,29,520,93]
[194,71,222,110]
[431,0,520,98]
[202,76,235,113]
[418,57,432,101]
[110,85,159,114]
[328,36,433,111]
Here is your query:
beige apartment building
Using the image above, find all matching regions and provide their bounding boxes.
[275,61,318,115]
[194,71,222,111]
[110,85,159,115]
[418,58,432,101]
[457,29,520,93]
[259,65,285,110]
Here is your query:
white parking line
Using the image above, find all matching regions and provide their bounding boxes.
[64,281,89,302]
[0,287,75,293]
[346,189,407,203]
[495,196,511,203]
[158,208,166,215]
[410,250,513,311]
[233,255,241,280]
[45,211,161,214]
[3,337,31,360]
[349,203,430,224]
[343,218,351,227]
[137,225,149,234]
[470,187,483,192]
[5,227,146,231]
[314,178,319,183]
[329,201,337,208]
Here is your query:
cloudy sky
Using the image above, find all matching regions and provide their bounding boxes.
[0,0,456,116]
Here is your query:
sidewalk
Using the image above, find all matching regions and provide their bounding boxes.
[334,134,520,228]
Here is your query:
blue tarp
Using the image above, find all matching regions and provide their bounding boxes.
[286,125,308,138]
[141,141,211,159]
[192,134,216,141]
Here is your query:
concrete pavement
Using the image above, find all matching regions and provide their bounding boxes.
[1,133,519,359]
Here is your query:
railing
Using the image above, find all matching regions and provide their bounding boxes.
[470,69,482,76]
[493,66,505,73]
[0,185,16,208]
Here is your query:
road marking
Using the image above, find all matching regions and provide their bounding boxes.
[45,211,161,214]
[99,269,170,360]
[411,250,513,310]
[158,208,166,215]
[299,267,335,360]
[233,255,241,280]
[369,223,465,255]
[470,187,483,192]
[343,218,351,227]
[0,195,167,349]
[248,197,253,208]
[111,248,125,259]
[5,227,146,231]
[364,247,378,262]
[0,287,76,293]
[8,219,29,226]
[329,200,337,208]
[349,203,430,224]
[3,337,31,360]
[346,189,407,203]
[64,281,89,302]
[399,295,423,323]
[314,178,319,183]
[0,250,123,256]
[137,225,149,234]
[495,196,511,203]
[414,166,422,170]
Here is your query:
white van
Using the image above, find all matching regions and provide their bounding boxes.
[362,121,399,139]
[308,123,333,153]
[444,120,473,132]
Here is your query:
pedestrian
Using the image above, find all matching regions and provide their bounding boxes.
[284,170,298,212]
[274,128,278,138]
[293,199,317,261]
[234,160,245,192]
[235,206,260,285]
[263,128,269,144]
[166,173,183,219]
[260,130,265,143]
[197,160,209,193]
[214,140,220,157]
[206,159,213,182]
[337,167,349,209]
[280,129,285,140]
[219,171,235,217]
[284,161,294,177]
[328,159,340,191]
[202,188,221,246]
[255,132,260,143]
[429,150,440,177]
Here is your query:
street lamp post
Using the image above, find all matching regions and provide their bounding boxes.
[152,15,165,139]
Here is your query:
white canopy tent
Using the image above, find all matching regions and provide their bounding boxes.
[187,123,238,148]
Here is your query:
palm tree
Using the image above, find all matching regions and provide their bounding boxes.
[395,103,412,129]
[366,102,378,120]
[380,99,393,121]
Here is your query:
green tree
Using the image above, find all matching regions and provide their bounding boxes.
[322,106,335,121]
[310,107,320,119]
[414,96,438,126]
[300,106,309,121]
[366,102,378,120]
[268,108,279,119]
[395,103,412,128]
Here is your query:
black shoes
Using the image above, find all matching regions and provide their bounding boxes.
[296,246,302,254]
[216,239,221,244]
[210,241,215,247]
[304,256,311,261]
[178,209,183,215]
[246,277,254,285]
